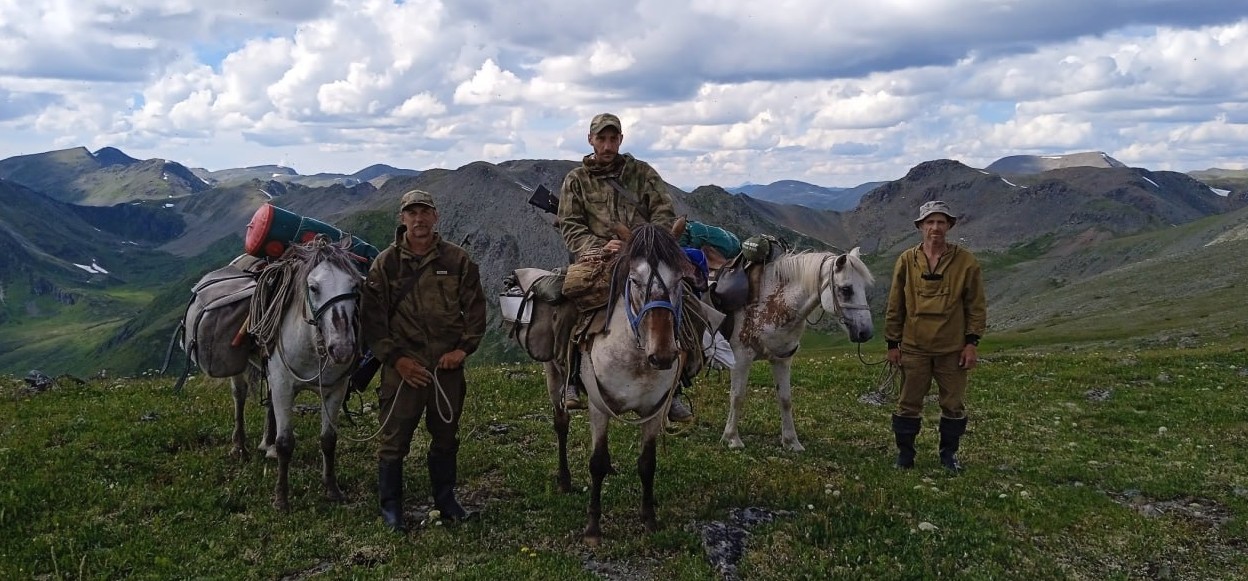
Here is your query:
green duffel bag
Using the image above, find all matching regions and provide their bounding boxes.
[679,220,742,258]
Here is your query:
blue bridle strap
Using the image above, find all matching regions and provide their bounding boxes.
[623,271,683,338]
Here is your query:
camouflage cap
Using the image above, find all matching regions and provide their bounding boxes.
[399,189,436,211]
[914,200,957,228]
[589,113,623,135]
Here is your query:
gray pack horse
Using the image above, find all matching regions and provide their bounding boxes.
[538,222,693,545]
[720,248,875,451]
[230,237,362,511]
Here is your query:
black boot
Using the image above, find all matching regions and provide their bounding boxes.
[939,416,968,473]
[428,449,470,521]
[892,415,921,469]
[378,459,405,532]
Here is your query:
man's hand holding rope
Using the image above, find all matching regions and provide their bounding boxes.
[395,356,433,388]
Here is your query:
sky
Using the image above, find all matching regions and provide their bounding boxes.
[2,1,1247,190]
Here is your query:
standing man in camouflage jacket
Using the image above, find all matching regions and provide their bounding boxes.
[361,189,488,532]
[557,112,693,423]
[884,200,987,473]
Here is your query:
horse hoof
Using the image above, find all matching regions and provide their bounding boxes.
[229,447,249,461]
[325,490,347,503]
[273,498,290,512]
[582,534,602,547]
[724,437,745,450]
[265,448,279,460]
[784,441,806,453]
[643,519,658,533]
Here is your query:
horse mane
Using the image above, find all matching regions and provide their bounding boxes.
[283,236,359,284]
[611,223,690,287]
[768,250,874,294]
[270,235,354,309]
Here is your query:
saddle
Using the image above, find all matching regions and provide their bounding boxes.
[709,234,790,325]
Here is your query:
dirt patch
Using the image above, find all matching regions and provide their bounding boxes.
[1110,490,1234,528]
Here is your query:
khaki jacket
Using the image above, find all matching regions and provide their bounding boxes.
[361,229,488,369]
[558,153,676,258]
[885,243,987,356]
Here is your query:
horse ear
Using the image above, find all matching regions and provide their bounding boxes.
[835,253,848,272]
[671,216,687,240]
[849,246,861,259]
[611,223,632,242]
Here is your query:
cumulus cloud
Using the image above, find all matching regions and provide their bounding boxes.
[2,1,1248,186]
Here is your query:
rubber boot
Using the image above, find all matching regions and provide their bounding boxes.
[378,459,405,532]
[892,415,921,469]
[429,449,470,521]
[939,416,968,473]
[564,351,587,410]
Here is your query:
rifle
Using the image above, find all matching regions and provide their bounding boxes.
[525,184,559,214]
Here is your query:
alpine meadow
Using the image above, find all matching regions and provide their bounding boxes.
[2,149,1248,579]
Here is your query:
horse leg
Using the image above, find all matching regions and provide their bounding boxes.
[773,358,804,452]
[545,361,573,493]
[721,355,753,449]
[229,375,249,460]
[258,399,277,459]
[583,407,615,546]
[319,385,348,503]
[638,418,663,533]
[270,380,296,512]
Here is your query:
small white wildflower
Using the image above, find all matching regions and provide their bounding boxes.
[429,509,441,520]
[918,522,938,532]
[832,490,841,497]
[807,504,815,510]
[1158,426,1168,434]
[999,493,1008,499]
[1020,491,1031,498]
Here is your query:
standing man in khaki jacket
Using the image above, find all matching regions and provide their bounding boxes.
[361,189,488,532]
[884,201,987,472]
[557,112,694,423]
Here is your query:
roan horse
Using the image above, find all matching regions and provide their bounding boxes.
[539,222,693,545]
[720,248,875,452]
[229,237,362,511]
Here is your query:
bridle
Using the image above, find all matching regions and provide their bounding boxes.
[817,254,871,328]
[621,260,684,348]
[299,266,361,363]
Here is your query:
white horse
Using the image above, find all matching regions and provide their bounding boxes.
[229,237,362,511]
[720,248,875,452]
[540,221,693,545]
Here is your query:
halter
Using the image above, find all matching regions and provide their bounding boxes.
[623,263,684,343]
[302,281,360,358]
[818,254,871,328]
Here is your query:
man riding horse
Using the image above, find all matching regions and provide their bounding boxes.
[557,112,694,423]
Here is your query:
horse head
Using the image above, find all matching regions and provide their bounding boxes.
[610,222,689,370]
[297,237,363,364]
[820,247,875,343]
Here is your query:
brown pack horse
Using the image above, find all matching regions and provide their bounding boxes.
[540,221,694,545]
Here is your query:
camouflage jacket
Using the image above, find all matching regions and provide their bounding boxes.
[558,153,676,258]
[885,244,987,356]
[361,229,488,369]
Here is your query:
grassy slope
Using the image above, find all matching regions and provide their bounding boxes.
[2,342,1246,579]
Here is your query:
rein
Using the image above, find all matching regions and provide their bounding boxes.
[580,346,685,427]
